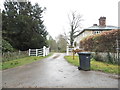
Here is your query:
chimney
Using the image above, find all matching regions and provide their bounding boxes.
[93,24,97,26]
[99,17,106,27]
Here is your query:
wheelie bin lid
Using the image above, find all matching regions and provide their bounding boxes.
[77,52,91,55]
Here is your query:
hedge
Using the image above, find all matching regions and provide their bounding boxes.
[80,29,120,53]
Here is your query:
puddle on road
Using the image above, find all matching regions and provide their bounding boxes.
[52,54,60,59]
[108,75,120,79]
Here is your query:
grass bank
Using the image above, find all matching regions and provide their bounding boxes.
[1,53,53,70]
[64,56,119,74]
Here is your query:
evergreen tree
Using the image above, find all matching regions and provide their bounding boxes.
[2,0,48,51]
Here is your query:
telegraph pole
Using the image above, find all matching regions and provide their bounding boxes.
[116,30,120,64]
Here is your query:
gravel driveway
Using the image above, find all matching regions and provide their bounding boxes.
[2,53,119,88]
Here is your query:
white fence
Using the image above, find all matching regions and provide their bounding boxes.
[66,46,73,56]
[66,46,79,56]
[29,46,50,57]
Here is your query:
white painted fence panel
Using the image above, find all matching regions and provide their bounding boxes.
[29,46,49,57]
[37,49,43,56]
[29,49,37,56]
[66,46,75,56]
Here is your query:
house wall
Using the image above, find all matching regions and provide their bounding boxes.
[75,29,112,48]
[74,30,93,47]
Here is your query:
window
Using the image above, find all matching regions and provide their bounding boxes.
[94,31,101,34]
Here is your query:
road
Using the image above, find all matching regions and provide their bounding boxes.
[2,53,119,88]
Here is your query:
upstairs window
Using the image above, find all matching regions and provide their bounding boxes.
[94,31,101,34]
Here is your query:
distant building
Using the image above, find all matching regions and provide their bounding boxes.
[75,16,118,47]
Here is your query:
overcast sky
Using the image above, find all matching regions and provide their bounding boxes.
[0,0,119,39]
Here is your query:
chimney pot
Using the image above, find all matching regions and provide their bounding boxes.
[99,16,106,27]
[93,24,97,26]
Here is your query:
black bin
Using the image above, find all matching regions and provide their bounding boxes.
[77,52,91,71]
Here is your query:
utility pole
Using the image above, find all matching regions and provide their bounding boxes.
[116,30,120,64]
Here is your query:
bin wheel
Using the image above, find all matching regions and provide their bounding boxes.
[78,67,81,70]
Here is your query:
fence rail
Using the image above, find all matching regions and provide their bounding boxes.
[66,46,79,56]
[2,51,28,62]
[29,46,50,57]
[2,46,50,62]
[66,45,119,64]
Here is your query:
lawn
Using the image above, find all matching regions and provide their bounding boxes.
[64,56,120,74]
[1,53,53,70]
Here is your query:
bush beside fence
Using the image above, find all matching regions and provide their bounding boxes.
[80,29,120,64]
[91,52,119,64]
[80,29,120,52]
[2,51,28,62]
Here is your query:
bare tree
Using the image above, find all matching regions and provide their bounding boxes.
[68,11,83,47]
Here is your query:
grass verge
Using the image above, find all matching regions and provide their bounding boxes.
[1,53,53,70]
[64,56,119,74]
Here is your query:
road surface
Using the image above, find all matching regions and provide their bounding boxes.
[2,53,119,88]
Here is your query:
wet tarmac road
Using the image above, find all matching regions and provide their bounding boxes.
[2,53,118,88]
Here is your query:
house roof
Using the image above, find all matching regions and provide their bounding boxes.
[79,25,119,34]
[85,25,118,30]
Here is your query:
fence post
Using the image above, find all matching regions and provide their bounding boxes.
[43,46,46,57]
[66,46,69,56]
[47,48,49,55]
[36,49,38,56]
[46,48,47,56]
[19,50,21,55]
[116,38,119,63]
[45,48,47,56]
[29,49,31,56]
[48,47,50,54]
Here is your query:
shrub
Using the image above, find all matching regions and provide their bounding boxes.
[2,39,14,52]
[80,29,120,64]
[2,51,28,62]
[91,52,103,62]
[80,29,120,53]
